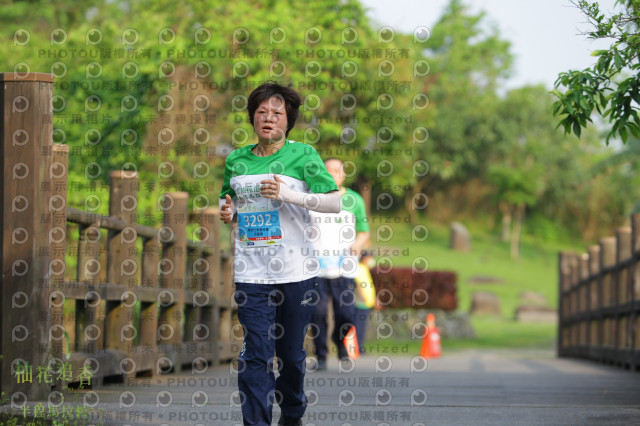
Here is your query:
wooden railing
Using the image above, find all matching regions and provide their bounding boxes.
[558,214,640,370]
[0,73,237,402]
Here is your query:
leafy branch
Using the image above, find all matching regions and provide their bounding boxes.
[552,0,640,143]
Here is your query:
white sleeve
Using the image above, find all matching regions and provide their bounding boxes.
[276,186,341,213]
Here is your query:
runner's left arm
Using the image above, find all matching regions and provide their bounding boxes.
[277,186,341,213]
[260,175,340,213]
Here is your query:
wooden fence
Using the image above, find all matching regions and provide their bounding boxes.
[558,214,640,370]
[0,72,237,402]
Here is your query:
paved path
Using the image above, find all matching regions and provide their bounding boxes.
[6,349,640,425]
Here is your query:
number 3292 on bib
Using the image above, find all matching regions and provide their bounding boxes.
[238,211,283,247]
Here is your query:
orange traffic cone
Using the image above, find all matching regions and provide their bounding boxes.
[344,325,360,359]
[420,313,442,359]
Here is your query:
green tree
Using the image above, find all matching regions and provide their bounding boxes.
[489,86,550,258]
[552,0,640,144]
[416,0,512,224]
[497,86,640,244]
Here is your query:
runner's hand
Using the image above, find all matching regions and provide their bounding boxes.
[260,175,284,200]
[220,194,234,224]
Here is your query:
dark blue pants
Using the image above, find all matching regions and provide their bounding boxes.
[353,307,371,353]
[311,277,356,360]
[234,278,317,426]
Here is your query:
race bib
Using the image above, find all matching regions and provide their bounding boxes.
[237,199,283,247]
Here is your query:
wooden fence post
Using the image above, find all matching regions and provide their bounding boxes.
[0,72,54,401]
[200,208,221,364]
[50,144,68,391]
[139,224,160,375]
[219,225,236,360]
[587,245,600,352]
[616,228,632,303]
[159,192,188,373]
[105,171,138,380]
[185,223,201,350]
[588,245,600,309]
[616,228,632,360]
[579,253,589,317]
[600,238,616,357]
[564,253,576,347]
[76,220,103,361]
[574,253,588,346]
[558,251,572,357]
[600,238,617,307]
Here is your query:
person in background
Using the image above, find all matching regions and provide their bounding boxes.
[219,82,340,426]
[309,158,370,370]
[353,250,377,354]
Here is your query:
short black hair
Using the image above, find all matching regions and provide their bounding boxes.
[247,81,302,137]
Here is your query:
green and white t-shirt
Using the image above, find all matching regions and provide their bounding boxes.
[309,188,369,279]
[219,140,338,284]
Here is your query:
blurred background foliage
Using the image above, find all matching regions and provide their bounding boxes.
[0,0,638,250]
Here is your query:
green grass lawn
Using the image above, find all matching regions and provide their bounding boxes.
[365,214,581,350]
[446,316,557,350]
[365,317,557,355]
